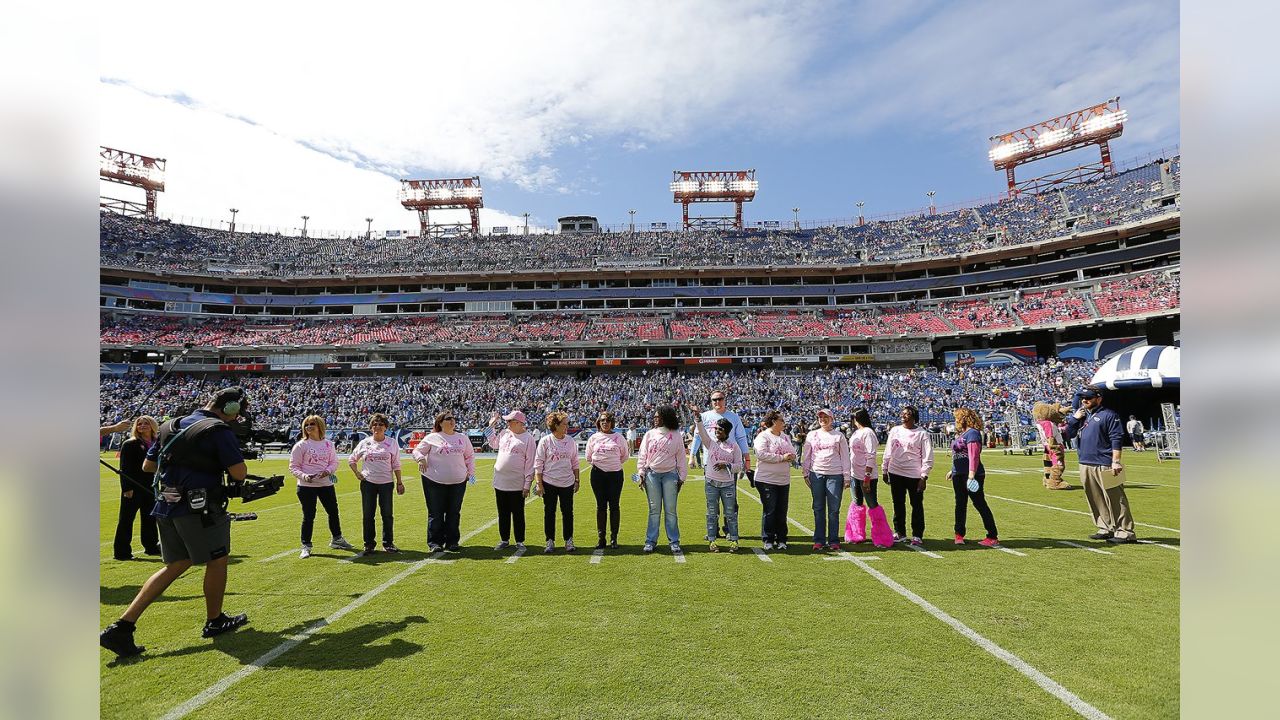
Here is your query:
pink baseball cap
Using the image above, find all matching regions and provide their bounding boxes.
[502,410,527,423]
[817,408,834,419]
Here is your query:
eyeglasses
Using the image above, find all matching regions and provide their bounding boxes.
[711,396,726,402]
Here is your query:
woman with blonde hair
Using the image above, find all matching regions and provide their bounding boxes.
[113,416,161,560]
[290,415,355,558]
[534,410,581,553]
[948,407,999,547]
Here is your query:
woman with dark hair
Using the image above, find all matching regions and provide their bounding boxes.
[881,405,933,546]
[585,410,629,549]
[413,410,476,553]
[534,411,581,553]
[349,413,403,554]
[949,407,999,547]
[636,405,688,554]
[846,408,893,548]
[114,416,161,561]
[753,409,796,551]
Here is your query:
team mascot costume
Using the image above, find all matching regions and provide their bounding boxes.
[1033,402,1071,490]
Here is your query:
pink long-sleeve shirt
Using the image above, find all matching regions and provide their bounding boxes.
[585,430,630,472]
[752,430,795,486]
[486,427,536,491]
[636,428,688,481]
[801,427,851,482]
[413,431,476,485]
[882,425,934,479]
[694,421,743,486]
[349,436,402,485]
[534,433,580,488]
[290,438,338,487]
[848,427,879,480]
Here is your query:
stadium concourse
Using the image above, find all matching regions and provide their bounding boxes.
[99,158,1178,275]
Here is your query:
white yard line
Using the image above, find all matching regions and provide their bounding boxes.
[504,547,527,564]
[737,484,1114,720]
[160,497,534,720]
[751,547,773,563]
[1057,540,1114,555]
[589,549,603,564]
[673,550,687,564]
[259,548,297,563]
[986,494,1180,534]
[905,543,944,559]
[1137,539,1180,552]
[997,547,1029,557]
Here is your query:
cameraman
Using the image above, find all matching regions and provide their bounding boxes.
[100,387,251,658]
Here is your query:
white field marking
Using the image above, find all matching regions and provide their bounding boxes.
[847,557,1114,720]
[824,552,880,562]
[1057,540,1114,555]
[751,547,773,563]
[1137,539,1181,552]
[423,551,456,565]
[738,486,817,537]
[905,543,944,559]
[997,547,1029,557]
[983,468,1024,475]
[504,547,527,564]
[259,548,297,563]
[673,549,687,564]
[737,481,1114,719]
[986,494,1180,534]
[160,498,534,720]
[590,549,603,564]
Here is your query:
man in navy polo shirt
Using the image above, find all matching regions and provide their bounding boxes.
[100,388,252,658]
[1064,387,1137,544]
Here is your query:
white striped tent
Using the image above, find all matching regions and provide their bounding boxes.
[1090,344,1180,390]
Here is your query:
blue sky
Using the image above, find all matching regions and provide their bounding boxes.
[99,0,1179,235]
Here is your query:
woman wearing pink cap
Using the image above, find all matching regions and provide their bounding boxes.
[484,409,535,552]
[585,410,629,550]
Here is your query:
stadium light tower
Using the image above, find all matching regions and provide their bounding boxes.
[301,215,309,239]
[856,201,865,226]
[365,217,373,240]
[628,208,636,234]
[228,208,238,234]
[791,207,800,230]
[926,190,936,215]
[99,146,166,218]
[988,97,1128,198]
[399,176,483,238]
[670,169,757,231]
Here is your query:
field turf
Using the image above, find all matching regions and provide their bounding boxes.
[100,450,1178,719]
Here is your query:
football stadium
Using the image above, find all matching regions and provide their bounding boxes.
[97,7,1180,719]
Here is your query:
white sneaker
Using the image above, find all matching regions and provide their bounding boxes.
[515,542,527,551]
[299,545,312,559]
[565,538,576,553]
[329,537,356,551]
[494,541,510,551]
[762,541,775,550]
[544,540,555,554]
[777,542,788,551]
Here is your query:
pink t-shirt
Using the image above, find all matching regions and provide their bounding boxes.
[636,428,688,481]
[290,438,338,487]
[801,427,851,482]
[413,431,476,485]
[694,421,743,485]
[585,431,630,472]
[534,433,580,488]
[486,427,536,491]
[848,427,879,480]
[882,425,934,479]
[350,436,401,485]
[752,430,795,486]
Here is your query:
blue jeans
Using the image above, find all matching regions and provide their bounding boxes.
[809,473,845,544]
[644,471,681,545]
[705,482,738,541]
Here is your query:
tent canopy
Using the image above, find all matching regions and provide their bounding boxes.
[1091,344,1180,390]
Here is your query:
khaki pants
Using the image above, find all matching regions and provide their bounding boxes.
[1079,465,1135,539]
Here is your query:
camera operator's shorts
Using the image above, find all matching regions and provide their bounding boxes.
[158,512,231,565]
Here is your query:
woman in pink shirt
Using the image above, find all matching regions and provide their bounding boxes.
[484,410,535,552]
[585,410,630,550]
[691,408,743,553]
[847,408,892,548]
[637,405,688,554]
[348,413,403,555]
[948,407,999,547]
[753,409,797,551]
[801,408,851,551]
[413,410,476,553]
[881,405,934,546]
[534,411,581,553]
[290,415,355,558]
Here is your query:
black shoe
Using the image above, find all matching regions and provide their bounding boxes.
[610,539,620,549]
[100,622,144,657]
[1106,536,1138,545]
[383,543,400,553]
[1088,532,1113,540]
[202,613,249,638]
[143,547,162,556]
[595,537,607,550]
[444,545,461,554]
[113,554,134,561]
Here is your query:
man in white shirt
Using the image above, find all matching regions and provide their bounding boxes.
[1126,416,1146,452]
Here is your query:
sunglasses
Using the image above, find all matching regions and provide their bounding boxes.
[711,397,726,401]
[442,416,456,422]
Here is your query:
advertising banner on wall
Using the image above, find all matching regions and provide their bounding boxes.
[943,346,1037,367]
[1056,337,1145,362]
[219,363,266,372]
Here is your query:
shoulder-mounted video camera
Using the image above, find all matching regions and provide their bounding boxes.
[227,473,285,503]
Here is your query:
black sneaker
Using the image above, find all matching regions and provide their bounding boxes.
[113,554,133,561]
[143,547,162,556]
[100,622,144,657]
[383,543,400,553]
[444,545,461,554]
[609,539,620,549]
[1088,532,1113,540]
[1106,536,1138,545]
[202,613,249,638]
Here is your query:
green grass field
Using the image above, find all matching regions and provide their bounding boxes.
[100,450,1179,720]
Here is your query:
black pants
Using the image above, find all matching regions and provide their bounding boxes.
[495,489,526,543]
[888,472,925,539]
[297,485,343,546]
[114,493,159,558]
[851,476,880,509]
[590,467,623,540]
[952,475,998,539]
[543,484,575,541]
[360,480,395,547]
[758,482,790,543]
[423,477,466,548]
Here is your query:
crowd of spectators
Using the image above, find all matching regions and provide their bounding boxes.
[100,269,1179,347]
[100,160,1179,276]
[100,358,1100,437]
